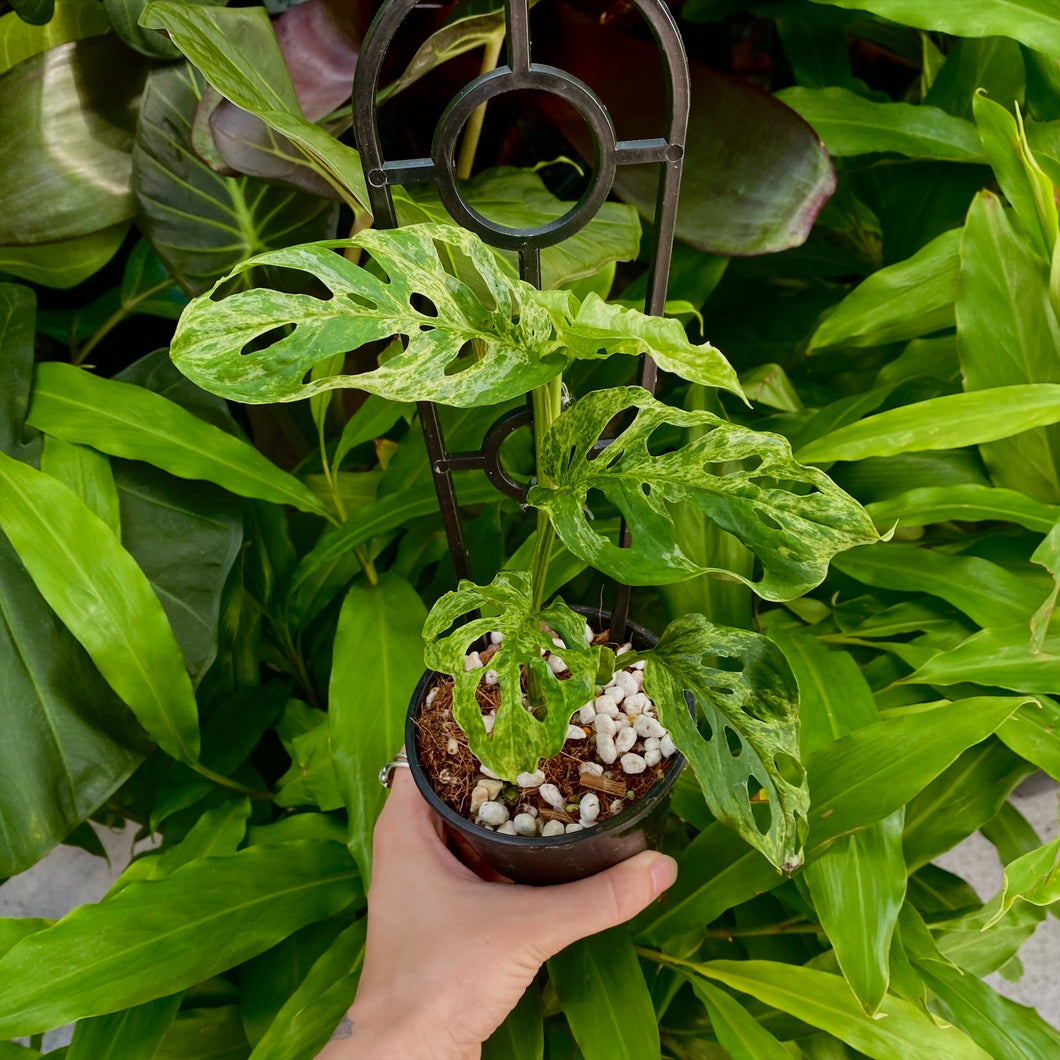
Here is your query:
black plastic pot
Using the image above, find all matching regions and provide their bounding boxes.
[404,606,685,885]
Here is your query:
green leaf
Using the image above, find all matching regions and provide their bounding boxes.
[40,436,121,536]
[548,929,659,1060]
[332,397,413,473]
[832,543,1042,628]
[274,702,343,812]
[482,982,543,1060]
[776,87,983,161]
[27,363,329,518]
[805,809,906,1013]
[329,574,427,884]
[640,697,1027,942]
[105,0,215,58]
[996,697,1060,780]
[424,572,599,780]
[798,384,1060,464]
[10,0,54,26]
[865,484,1060,533]
[155,1005,250,1060]
[808,228,960,352]
[804,0,1060,60]
[0,918,52,960]
[0,37,144,246]
[139,2,368,211]
[247,918,367,1060]
[132,62,337,296]
[531,386,877,599]
[926,37,1025,123]
[0,224,128,290]
[67,993,182,1060]
[0,449,200,764]
[985,833,1060,926]
[644,615,809,871]
[957,191,1060,503]
[0,0,110,75]
[0,840,360,1037]
[689,978,791,1060]
[670,959,990,1060]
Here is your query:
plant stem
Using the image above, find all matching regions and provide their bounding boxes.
[529,375,562,613]
[189,762,273,800]
[455,29,505,181]
[73,280,176,365]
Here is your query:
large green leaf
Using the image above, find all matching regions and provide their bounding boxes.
[985,833,1060,925]
[865,484,1060,533]
[247,919,367,1060]
[957,191,1060,503]
[154,1005,251,1060]
[329,574,426,884]
[132,62,337,297]
[776,87,983,161]
[481,983,543,1060]
[905,625,1060,691]
[140,2,368,211]
[797,384,1060,464]
[274,702,343,812]
[0,449,200,764]
[40,435,120,535]
[926,37,1025,123]
[0,0,110,75]
[531,387,877,598]
[0,37,145,245]
[808,228,960,352]
[0,224,128,290]
[805,0,1060,59]
[0,840,360,1037]
[548,929,659,1060]
[424,572,599,780]
[640,697,1026,942]
[66,993,182,1060]
[997,697,1060,780]
[643,615,808,871]
[28,363,328,519]
[689,978,790,1060]
[832,543,1042,628]
[666,959,990,1060]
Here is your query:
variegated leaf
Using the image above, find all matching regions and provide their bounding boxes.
[643,614,808,871]
[422,571,598,781]
[530,387,878,600]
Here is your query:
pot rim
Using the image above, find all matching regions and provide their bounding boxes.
[404,607,686,849]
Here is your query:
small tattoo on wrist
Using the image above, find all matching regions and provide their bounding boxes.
[331,1016,354,1041]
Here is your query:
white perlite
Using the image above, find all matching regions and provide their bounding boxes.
[578,701,596,725]
[464,651,484,671]
[490,631,504,645]
[513,813,538,837]
[644,747,662,767]
[596,732,618,764]
[477,801,509,826]
[547,654,567,675]
[565,822,584,833]
[635,714,666,739]
[661,734,676,757]
[615,727,637,754]
[579,793,600,824]
[541,819,565,837]
[497,820,517,835]
[484,669,499,686]
[623,692,650,717]
[539,783,565,809]
[620,753,647,774]
[594,694,620,716]
[516,770,545,788]
[579,761,604,777]
[566,724,588,740]
[594,713,617,736]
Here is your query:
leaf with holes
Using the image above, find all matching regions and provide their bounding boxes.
[530,387,878,599]
[423,571,598,781]
[642,614,808,871]
[170,224,567,408]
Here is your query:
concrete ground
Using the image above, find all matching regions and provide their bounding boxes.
[2,776,1058,1049]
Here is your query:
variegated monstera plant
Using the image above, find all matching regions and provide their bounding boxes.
[171,222,878,871]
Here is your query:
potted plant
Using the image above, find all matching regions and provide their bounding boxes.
[168,218,879,882]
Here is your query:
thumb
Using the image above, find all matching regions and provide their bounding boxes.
[522,851,678,959]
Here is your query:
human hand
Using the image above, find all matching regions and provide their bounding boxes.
[316,768,677,1060]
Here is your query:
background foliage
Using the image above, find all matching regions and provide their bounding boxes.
[1,0,1059,1056]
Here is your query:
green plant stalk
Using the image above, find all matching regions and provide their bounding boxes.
[455,28,506,181]
[72,279,178,365]
[529,374,563,614]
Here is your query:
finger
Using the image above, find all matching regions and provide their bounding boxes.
[516,851,678,959]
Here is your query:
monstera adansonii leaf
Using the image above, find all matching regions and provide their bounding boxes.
[422,571,598,781]
[169,224,742,408]
[643,614,808,871]
[529,387,878,599]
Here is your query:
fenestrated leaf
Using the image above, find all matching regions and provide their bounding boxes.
[805,0,1060,60]
[0,37,145,246]
[27,362,329,519]
[865,484,1060,533]
[247,918,367,1060]
[797,385,1060,464]
[643,615,808,871]
[639,697,1027,942]
[329,574,427,884]
[0,0,110,75]
[0,224,128,290]
[548,929,659,1060]
[396,166,641,291]
[66,993,182,1060]
[832,543,1042,628]
[481,982,543,1060]
[423,572,599,781]
[776,86,983,161]
[132,62,337,296]
[0,840,361,1037]
[689,978,791,1060]
[957,191,1060,503]
[809,228,960,352]
[40,435,121,535]
[0,450,200,764]
[531,387,877,598]
[664,959,991,1060]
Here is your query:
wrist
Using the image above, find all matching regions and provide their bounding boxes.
[340,990,480,1060]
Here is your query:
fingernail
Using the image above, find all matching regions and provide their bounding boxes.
[650,855,678,896]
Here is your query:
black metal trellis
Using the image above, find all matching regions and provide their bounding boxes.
[352,0,690,639]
